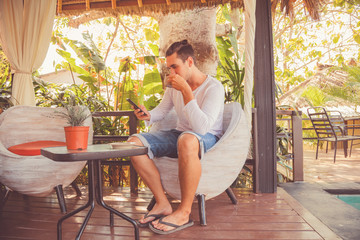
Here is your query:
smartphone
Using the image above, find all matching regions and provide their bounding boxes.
[126,98,147,116]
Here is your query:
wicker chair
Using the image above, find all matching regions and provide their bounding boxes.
[149,102,251,225]
[0,106,92,212]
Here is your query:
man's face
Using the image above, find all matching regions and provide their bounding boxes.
[166,53,191,81]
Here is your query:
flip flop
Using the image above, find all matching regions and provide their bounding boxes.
[149,216,194,235]
[137,212,165,228]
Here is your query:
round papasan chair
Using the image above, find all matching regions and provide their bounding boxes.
[0,105,92,211]
[149,102,251,225]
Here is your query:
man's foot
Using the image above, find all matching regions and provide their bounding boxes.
[137,213,165,227]
[149,217,194,235]
[150,210,192,233]
[138,203,172,227]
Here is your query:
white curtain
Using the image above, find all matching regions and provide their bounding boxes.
[0,0,56,106]
[244,0,256,130]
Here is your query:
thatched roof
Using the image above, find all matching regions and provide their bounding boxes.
[57,0,324,20]
[277,68,360,116]
[57,0,242,17]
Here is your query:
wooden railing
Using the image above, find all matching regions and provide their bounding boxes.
[92,111,139,193]
[92,109,305,195]
[276,110,304,182]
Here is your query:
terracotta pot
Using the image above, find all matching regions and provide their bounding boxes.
[64,126,89,150]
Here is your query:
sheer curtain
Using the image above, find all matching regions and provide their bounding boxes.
[0,0,56,106]
[244,0,256,130]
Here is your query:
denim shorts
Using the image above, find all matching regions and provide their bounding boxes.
[132,129,219,160]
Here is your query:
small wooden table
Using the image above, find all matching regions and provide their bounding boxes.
[41,143,148,240]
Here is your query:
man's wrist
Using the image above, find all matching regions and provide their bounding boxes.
[181,87,194,105]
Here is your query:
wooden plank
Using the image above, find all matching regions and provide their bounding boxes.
[254,0,277,193]
[0,187,328,240]
[278,187,341,239]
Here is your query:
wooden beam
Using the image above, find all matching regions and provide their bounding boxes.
[111,0,116,9]
[57,0,62,14]
[138,0,143,7]
[254,0,277,193]
[86,0,90,10]
[61,0,221,12]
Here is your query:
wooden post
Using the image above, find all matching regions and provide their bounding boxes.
[252,108,260,193]
[292,111,304,181]
[254,0,277,193]
[129,113,139,194]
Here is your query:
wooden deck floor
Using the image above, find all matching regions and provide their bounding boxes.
[0,186,339,240]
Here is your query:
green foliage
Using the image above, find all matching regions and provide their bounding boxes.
[55,94,92,126]
[341,65,360,82]
[220,57,245,105]
[326,65,360,109]
[44,16,164,187]
[0,45,13,110]
[273,2,360,102]
[301,86,328,106]
[216,35,245,106]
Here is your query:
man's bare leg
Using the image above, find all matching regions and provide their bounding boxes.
[152,133,201,232]
[128,136,172,224]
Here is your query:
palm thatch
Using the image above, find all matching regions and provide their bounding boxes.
[271,0,326,20]
[57,0,243,17]
[57,0,324,20]
[277,67,360,116]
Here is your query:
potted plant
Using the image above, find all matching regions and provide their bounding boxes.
[56,101,92,150]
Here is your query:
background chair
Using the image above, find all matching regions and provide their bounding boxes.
[327,110,360,157]
[307,107,360,163]
[149,102,251,225]
[0,105,93,212]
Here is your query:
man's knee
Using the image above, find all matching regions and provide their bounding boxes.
[177,133,199,154]
[127,136,143,146]
[127,136,144,164]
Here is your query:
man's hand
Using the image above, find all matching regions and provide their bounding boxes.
[167,73,188,91]
[133,105,150,121]
[166,73,193,104]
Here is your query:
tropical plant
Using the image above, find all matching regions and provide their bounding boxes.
[326,65,360,111]
[216,35,246,106]
[273,1,360,102]
[0,45,13,111]
[51,30,163,112]
[54,94,92,126]
[220,57,245,105]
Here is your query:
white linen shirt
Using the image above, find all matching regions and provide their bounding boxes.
[147,75,224,137]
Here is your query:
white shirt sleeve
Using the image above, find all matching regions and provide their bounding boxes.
[147,88,174,126]
[182,83,224,135]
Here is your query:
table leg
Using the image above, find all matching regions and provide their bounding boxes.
[57,161,96,240]
[75,161,96,240]
[94,160,140,240]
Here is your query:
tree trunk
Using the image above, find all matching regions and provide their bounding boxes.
[155,8,218,76]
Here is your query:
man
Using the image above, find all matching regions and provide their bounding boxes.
[128,39,224,234]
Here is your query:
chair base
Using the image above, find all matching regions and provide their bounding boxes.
[71,181,82,197]
[0,185,11,211]
[55,181,82,214]
[196,194,207,226]
[146,187,237,226]
[55,185,67,214]
[1,184,70,214]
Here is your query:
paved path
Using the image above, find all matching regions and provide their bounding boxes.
[303,148,360,183]
[280,147,360,240]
